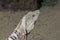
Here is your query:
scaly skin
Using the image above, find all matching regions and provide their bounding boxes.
[7,10,40,40]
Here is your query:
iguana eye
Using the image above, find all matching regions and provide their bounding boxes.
[32,15,35,17]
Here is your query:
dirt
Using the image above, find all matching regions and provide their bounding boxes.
[0,2,60,40]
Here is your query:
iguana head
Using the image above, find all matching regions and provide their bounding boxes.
[25,10,40,33]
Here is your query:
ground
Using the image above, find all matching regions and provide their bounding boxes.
[0,1,60,40]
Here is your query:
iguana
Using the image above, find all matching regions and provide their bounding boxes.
[7,10,40,40]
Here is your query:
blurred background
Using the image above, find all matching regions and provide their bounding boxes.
[0,0,58,11]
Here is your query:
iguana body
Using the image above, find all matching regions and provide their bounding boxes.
[7,10,40,40]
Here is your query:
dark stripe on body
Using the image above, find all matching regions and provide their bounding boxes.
[14,30,20,36]
[10,36,15,40]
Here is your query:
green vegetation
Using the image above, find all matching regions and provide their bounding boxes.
[42,0,58,6]
[0,0,59,11]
